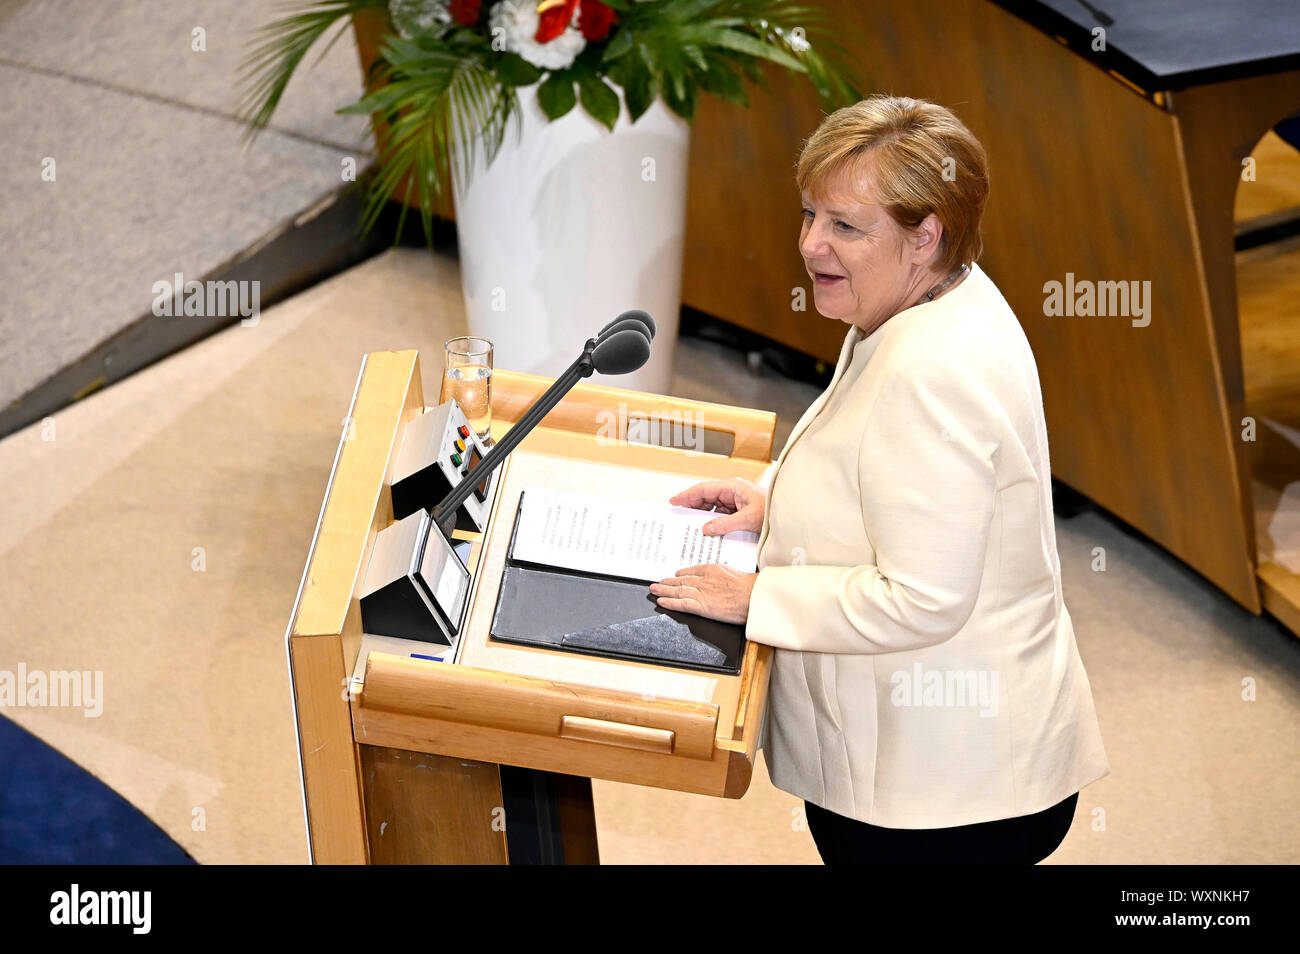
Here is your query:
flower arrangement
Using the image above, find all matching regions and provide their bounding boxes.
[241,0,859,242]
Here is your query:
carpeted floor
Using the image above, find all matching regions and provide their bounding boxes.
[0,715,195,864]
[0,0,368,416]
[1,246,1297,864]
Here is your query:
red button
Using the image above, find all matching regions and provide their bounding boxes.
[458,425,469,438]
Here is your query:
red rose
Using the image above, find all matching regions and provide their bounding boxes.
[535,0,579,43]
[578,0,618,41]
[449,0,481,26]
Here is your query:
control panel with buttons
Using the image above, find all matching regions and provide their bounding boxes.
[389,399,498,531]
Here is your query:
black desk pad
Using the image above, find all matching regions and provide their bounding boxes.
[994,0,1300,89]
[488,495,746,675]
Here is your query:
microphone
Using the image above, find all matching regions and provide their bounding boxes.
[600,309,656,340]
[592,328,651,374]
[431,314,653,534]
[580,311,654,359]
[596,315,652,346]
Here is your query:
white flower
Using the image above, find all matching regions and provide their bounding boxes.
[389,0,453,39]
[489,0,586,71]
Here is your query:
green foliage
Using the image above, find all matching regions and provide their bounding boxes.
[339,33,520,246]
[601,0,861,119]
[537,70,577,120]
[493,52,543,87]
[238,0,390,136]
[577,71,621,130]
[239,0,862,246]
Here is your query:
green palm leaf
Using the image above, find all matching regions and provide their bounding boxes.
[237,0,387,137]
[344,38,520,246]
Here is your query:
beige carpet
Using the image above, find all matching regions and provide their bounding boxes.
[2,248,1297,863]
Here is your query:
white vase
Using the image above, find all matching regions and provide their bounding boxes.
[451,81,690,396]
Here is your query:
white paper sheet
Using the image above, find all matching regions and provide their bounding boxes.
[511,486,758,582]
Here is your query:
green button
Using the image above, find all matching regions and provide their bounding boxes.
[451,452,462,467]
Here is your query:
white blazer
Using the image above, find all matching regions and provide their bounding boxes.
[746,262,1110,829]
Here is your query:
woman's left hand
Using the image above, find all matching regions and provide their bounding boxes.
[650,565,757,625]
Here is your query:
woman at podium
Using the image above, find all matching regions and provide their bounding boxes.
[650,95,1109,864]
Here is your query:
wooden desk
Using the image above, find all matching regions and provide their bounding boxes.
[285,351,776,863]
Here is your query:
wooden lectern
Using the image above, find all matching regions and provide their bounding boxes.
[285,350,776,863]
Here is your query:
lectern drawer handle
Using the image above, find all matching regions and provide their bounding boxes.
[560,715,675,755]
[359,654,719,758]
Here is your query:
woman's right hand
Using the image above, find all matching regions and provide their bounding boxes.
[670,478,766,536]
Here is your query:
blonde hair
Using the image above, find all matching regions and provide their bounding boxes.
[795,95,988,274]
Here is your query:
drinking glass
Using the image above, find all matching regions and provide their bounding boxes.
[440,336,493,443]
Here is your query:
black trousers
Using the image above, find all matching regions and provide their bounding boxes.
[804,792,1079,864]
